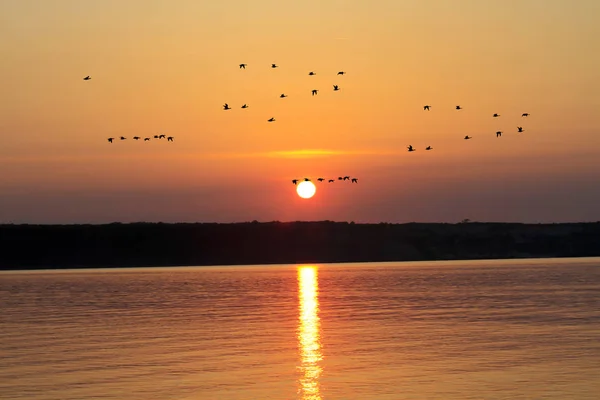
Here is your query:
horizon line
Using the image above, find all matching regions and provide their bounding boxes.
[1,220,599,226]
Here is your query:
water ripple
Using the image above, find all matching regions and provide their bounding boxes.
[1,259,600,399]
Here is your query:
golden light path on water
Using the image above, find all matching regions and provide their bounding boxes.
[297,266,323,400]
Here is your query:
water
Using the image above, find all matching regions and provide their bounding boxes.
[1,258,600,399]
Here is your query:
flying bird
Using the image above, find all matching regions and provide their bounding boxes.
[241,104,248,108]
[407,145,415,152]
[309,71,316,75]
[351,178,358,183]
[311,90,318,96]
[158,134,166,139]
[223,103,231,110]
[304,178,311,182]
[239,64,246,69]
[317,178,324,182]
[424,105,431,111]
[167,136,174,142]
[154,135,159,139]
[328,179,334,183]
[456,105,462,110]
[493,113,500,117]
[337,71,346,75]
[268,117,275,122]
[120,136,126,140]
[144,138,150,141]
[517,127,524,133]
[292,179,298,185]
[107,137,114,143]
[83,76,91,80]
[426,146,433,150]
[522,113,530,117]
[271,63,278,68]
[338,177,343,180]
[133,136,140,140]
[343,176,350,181]
[333,85,340,91]
[464,135,472,140]
[496,131,503,137]
[280,94,287,98]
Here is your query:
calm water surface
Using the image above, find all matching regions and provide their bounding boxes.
[1,258,600,399]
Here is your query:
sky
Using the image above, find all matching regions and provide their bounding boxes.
[1,0,599,224]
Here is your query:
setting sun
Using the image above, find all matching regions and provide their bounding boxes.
[297,181,316,199]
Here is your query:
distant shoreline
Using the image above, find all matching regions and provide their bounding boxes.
[1,221,599,271]
[4,256,600,274]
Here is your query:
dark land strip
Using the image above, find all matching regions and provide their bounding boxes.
[1,221,600,270]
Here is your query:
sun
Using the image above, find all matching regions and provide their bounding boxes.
[297,181,316,199]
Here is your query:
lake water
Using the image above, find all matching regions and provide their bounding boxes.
[1,258,600,399]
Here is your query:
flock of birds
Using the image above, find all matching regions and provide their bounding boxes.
[106,135,174,143]
[82,76,175,144]
[409,106,531,151]
[84,64,533,191]
[293,176,358,185]
[222,63,346,122]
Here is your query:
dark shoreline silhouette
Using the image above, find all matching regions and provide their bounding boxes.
[1,221,600,270]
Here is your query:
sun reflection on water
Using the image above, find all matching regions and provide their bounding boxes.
[297,266,322,400]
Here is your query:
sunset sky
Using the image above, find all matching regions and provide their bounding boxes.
[1,0,599,224]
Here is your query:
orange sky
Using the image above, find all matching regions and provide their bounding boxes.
[1,0,600,223]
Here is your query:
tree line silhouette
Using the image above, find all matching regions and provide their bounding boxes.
[1,221,600,270]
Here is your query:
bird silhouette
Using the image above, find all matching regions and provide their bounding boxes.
[271,63,278,68]
[280,94,287,98]
[351,178,358,183]
[456,105,462,110]
[304,178,311,182]
[158,134,166,139]
[426,146,433,150]
[107,137,114,143]
[268,117,275,122]
[154,135,159,139]
[292,179,298,185]
[83,76,91,80]
[309,71,316,75]
[133,136,140,140]
[496,131,503,137]
[337,71,346,75]
[333,85,340,91]
[312,90,318,96]
[167,136,174,142]
[343,176,350,181]
[317,178,324,182]
[223,103,231,110]
[424,105,431,111]
[144,138,150,141]
[464,135,472,140]
[328,179,334,183]
[338,177,343,180]
[120,136,126,140]
[522,113,530,117]
[517,127,524,133]
[407,145,415,152]
[241,104,248,108]
[493,113,500,117]
[239,64,246,69]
